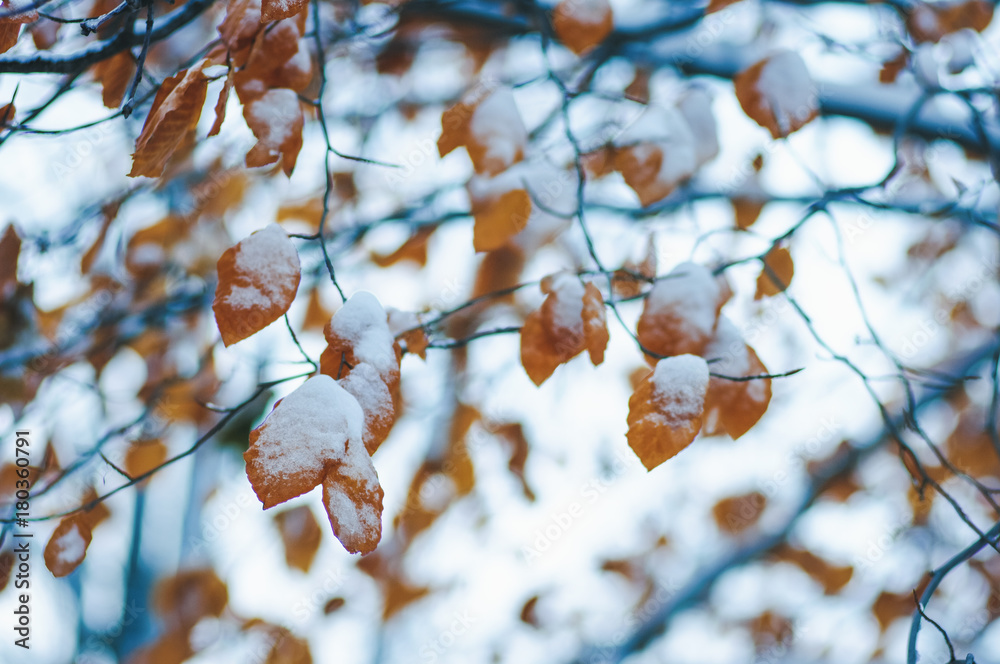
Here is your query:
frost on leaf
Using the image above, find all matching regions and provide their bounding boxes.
[755,245,794,299]
[552,0,613,55]
[438,86,528,176]
[244,88,304,176]
[626,354,709,471]
[520,273,608,386]
[44,515,92,577]
[244,375,384,554]
[319,291,402,454]
[702,317,772,439]
[129,62,210,178]
[636,262,721,362]
[734,50,817,139]
[213,223,300,346]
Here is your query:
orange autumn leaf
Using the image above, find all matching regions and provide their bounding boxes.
[906,1,993,43]
[93,50,135,109]
[371,226,435,268]
[626,354,709,471]
[274,505,322,573]
[734,50,817,139]
[712,491,767,534]
[319,291,401,454]
[400,326,430,359]
[0,0,36,54]
[44,515,92,577]
[772,544,854,595]
[153,568,229,632]
[208,65,234,137]
[707,0,742,12]
[520,273,608,386]
[124,439,168,478]
[702,317,772,439]
[244,88,304,176]
[470,188,531,253]
[552,0,613,55]
[0,223,21,299]
[755,245,794,299]
[129,62,210,178]
[244,375,384,554]
[438,85,527,176]
[213,223,301,346]
[0,550,13,592]
[635,262,721,362]
[261,0,307,22]
[264,628,312,664]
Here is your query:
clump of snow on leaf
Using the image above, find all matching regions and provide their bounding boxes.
[650,354,710,425]
[326,291,398,381]
[224,224,299,309]
[244,375,383,554]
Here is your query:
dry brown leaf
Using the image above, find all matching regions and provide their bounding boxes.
[470,188,531,253]
[153,568,228,632]
[208,65,234,137]
[213,223,301,346]
[0,223,21,299]
[707,0,742,12]
[552,0,613,55]
[244,375,384,554]
[371,226,435,267]
[772,544,853,595]
[755,245,794,299]
[872,590,915,631]
[494,422,535,501]
[626,355,709,471]
[0,550,14,592]
[400,326,430,359]
[129,62,210,178]
[734,50,817,139]
[613,143,675,207]
[520,273,608,385]
[93,51,135,109]
[712,491,767,534]
[44,515,92,577]
[907,1,993,43]
[0,0,36,54]
[264,628,312,664]
[124,439,168,479]
[733,197,765,230]
[275,506,322,573]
